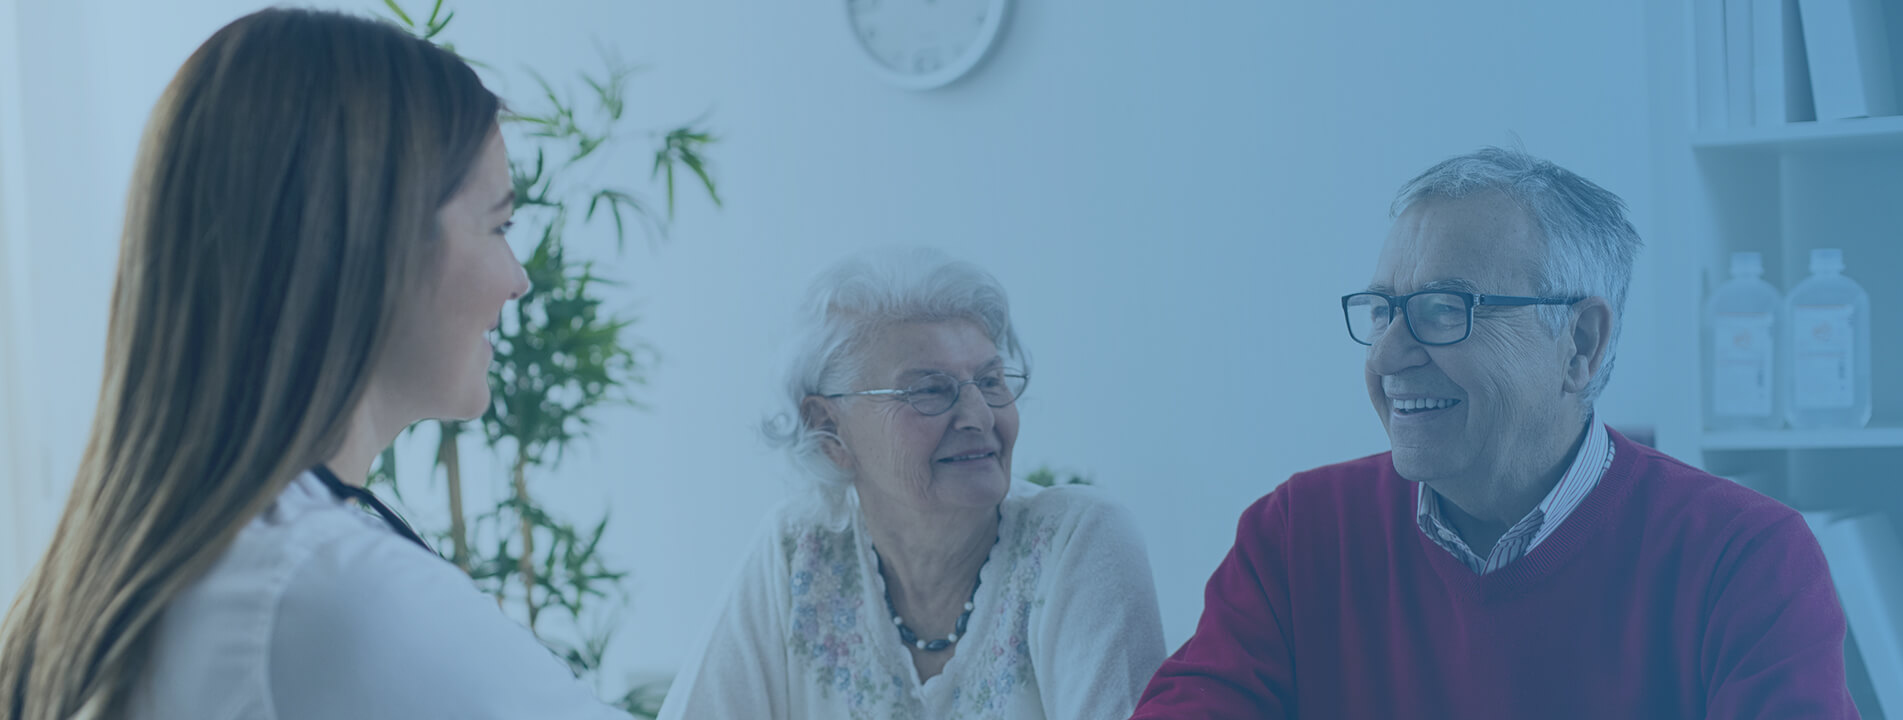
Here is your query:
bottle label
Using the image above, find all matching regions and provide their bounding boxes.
[1711,312,1775,417]
[1792,304,1856,410]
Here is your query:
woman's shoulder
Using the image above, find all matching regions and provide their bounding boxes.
[761,497,861,567]
[998,481,1145,563]
[138,474,445,717]
[985,483,1153,611]
[265,481,481,657]
[263,492,623,717]
[1007,480,1135,530]
[240,474,485,653]
[164,473,397,613]
[241,472,401,558]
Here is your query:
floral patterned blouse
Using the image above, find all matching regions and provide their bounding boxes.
[657,482,1167,720]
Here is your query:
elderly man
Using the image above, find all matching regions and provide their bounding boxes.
[1131,148,1857,719]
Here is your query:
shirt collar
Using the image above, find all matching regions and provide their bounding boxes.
[1414,418,1615,573]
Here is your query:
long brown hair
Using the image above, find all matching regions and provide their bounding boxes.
[0,9,499,718]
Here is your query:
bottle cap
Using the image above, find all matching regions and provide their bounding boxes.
[1810,248,1844,273]
[1729,252,1763,275]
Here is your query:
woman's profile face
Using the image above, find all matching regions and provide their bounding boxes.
[378,130,528,423]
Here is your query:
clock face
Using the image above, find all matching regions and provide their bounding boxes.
[847,0,1008,89]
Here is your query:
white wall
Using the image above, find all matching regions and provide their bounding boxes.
[8,0,1659,685]
[0,0,45,600]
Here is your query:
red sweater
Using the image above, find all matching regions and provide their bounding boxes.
[1134,430,1858,719]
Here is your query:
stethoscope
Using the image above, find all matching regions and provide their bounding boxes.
[309,464,436,555]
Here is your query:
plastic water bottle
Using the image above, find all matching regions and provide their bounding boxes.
[1705,252,1783,431]
[1784,248,1872,429]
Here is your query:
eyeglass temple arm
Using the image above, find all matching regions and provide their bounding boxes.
[823,389,905,399]
[1473,294,1585,307]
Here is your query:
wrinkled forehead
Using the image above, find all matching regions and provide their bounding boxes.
[857,319,1003,382]
[1370,192,1542,295]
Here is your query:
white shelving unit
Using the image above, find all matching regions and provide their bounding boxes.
[1701,427,1903,451]
[1690,114,1903,150]
[1672,115,1903,489]
[1646,2,1903,716]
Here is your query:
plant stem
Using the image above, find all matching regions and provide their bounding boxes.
[514,452,539,630]
[437,420,470,571]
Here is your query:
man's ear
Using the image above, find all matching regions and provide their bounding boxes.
[799,395,852,471]
[1562,297,1613,397]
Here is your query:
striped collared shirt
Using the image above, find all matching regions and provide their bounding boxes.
[1416,419,1615,575]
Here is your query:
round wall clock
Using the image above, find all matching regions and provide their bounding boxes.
[846,0,1011,90]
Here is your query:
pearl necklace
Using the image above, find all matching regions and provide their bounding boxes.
[875,542,992,653]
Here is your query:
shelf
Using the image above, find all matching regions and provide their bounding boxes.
[1691,115,1903,153]
[1701,427,1903,451]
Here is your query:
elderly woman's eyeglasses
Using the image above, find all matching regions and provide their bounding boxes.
[1342,291,1583,346]
[825,370,1030,416]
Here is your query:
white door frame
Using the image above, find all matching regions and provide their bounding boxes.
[0,0,45,597]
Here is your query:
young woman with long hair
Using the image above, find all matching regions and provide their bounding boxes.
[0,9,628,719]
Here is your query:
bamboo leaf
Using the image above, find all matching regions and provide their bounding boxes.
[383,0,416,28]
[425,10,454,41]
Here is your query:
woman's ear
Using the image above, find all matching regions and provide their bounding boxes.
[799,395,852,471]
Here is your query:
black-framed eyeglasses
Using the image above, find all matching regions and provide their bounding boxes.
[824,369,1030,416]
[1341,290,1583,346]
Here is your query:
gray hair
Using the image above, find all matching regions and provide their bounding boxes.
[1391,146,1642,415]
[761,247,1027,505]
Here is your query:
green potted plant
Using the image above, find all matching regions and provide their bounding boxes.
[375,2,717,714]
[1024,466,1094,487]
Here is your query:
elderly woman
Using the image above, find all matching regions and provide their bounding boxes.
[658,248,1166,719]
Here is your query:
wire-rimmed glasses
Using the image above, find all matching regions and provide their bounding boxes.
[825,369,1030,416]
